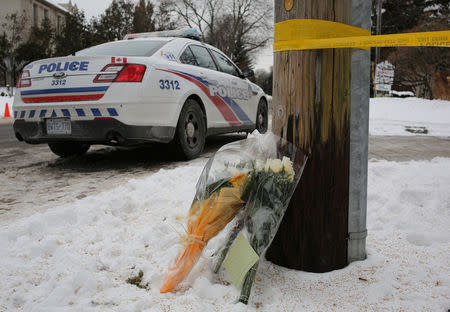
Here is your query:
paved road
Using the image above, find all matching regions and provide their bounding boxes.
[0,119,247,222]
[369,136,450,161]
[0,120,17,145]
[1,117,449,223]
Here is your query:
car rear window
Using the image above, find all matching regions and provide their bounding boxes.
[75,40,167,57]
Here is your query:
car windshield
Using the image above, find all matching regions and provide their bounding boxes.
[75,40,167,57]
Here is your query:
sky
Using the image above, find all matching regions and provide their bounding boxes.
[69,0,111,20]
[66,0,273,70]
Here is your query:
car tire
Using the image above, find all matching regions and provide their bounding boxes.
[255,98,268,134]
[48,142,90,158]
[174,99,206,160]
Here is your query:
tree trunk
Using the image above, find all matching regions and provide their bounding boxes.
[266,0,369,272]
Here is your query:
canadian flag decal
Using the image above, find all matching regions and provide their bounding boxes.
[111,57,127,64]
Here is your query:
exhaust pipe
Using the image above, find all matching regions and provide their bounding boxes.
[106,131,124,145]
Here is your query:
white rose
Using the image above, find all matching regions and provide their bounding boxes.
[281,156,295,181]
[269,158,283,173]
[281,157,294,174]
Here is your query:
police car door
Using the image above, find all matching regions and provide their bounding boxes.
[187,45,248,128]
[178,44,226,128]
[209,49,253,127]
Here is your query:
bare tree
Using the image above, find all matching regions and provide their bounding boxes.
[0,12,28,85]
[133,0,156,33]
[389,46,449,99]
[253,67,273,95]
[92,0,135,42]
[172,0,273,69]
[154,0,177,31]
[172,0,222,40]
[388,20,449,99]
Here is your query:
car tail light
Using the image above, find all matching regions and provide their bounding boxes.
[93,64,124,83]
[114,64,146,82]
[17,70,31,88]
[94,64,146,83]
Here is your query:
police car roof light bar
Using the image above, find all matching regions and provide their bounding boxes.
[124,29,201,41]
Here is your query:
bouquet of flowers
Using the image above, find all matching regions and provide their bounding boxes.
[160,131,307,304]
[159,171,247,293]
[213,155,305,304]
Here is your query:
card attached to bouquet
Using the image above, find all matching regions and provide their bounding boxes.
[223,233,259,289]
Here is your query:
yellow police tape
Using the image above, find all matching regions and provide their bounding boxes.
[274,19,450,52]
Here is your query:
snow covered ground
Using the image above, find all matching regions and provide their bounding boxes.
[0,158,449,311]
[370,97,450,137]
[0,97,449,311]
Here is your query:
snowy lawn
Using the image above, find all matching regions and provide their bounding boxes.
[370,97,450,136]
[1,157,449,311]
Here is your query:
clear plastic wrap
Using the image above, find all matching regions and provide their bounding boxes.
[160,131,307,302]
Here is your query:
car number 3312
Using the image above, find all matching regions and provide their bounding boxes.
[159,79,180,90]
[51,79,66,86]
[13,29,268,160]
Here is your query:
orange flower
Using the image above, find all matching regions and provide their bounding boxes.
[229,173,247,189]
[160,174,247,293]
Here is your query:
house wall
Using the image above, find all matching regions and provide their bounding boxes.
[0,0,67,38]
[28,0,67,33]
[0,0,68,85]
[0,1,27,30]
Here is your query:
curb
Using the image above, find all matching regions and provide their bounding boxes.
[0,118,14,125]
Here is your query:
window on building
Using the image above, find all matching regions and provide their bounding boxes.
[33,4,38,26]
[57,16,61,33]
[44,9,48,21]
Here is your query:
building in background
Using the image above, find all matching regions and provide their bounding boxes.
[57,0,76,12]
[0,0,69,36]
[0,0,70,86]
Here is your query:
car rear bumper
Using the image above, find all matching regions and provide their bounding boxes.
[13,119,176,145]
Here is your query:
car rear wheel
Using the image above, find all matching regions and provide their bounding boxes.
[174,99,206,160]
[255,98,268,134]
[48,142,90,158]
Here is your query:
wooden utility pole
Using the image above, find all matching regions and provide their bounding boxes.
[266,0,370,272]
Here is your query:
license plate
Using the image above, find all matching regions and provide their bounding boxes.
[46,118,71,135]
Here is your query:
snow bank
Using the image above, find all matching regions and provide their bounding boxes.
[369,97,450,136]
[1,158,449,311]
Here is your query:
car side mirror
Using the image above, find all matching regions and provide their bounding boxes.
[242,68,254,79]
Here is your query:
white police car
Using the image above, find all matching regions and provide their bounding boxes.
[13,29,268,159]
